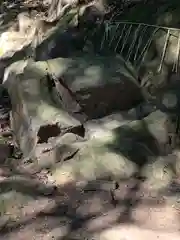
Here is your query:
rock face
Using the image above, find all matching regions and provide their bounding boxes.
[3,60,83,160]
[2,55,143,164]
[38,55,143,119]
[51,110,171,185]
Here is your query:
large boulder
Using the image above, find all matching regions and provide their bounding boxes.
[37,55,143,118]
[51,110,172,188]
[2,54,143,163]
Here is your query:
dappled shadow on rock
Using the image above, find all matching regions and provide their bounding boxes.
[1,108,180,239]
[105,113,168,169]
[1,99,180,239]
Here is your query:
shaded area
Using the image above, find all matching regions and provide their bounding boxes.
[37,124,61,143]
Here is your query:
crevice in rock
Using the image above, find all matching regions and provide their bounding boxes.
[37,123,61,143]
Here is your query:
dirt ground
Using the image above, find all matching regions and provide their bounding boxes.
[0,142,180,240]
